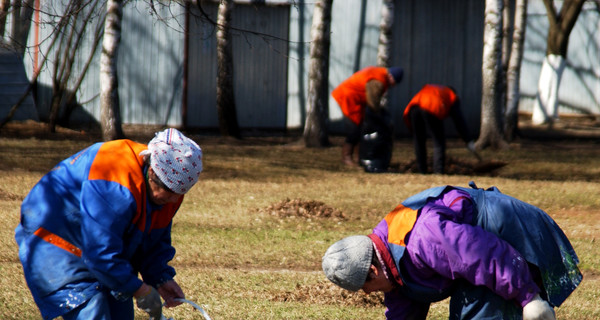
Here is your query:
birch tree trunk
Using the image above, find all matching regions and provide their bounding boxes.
[500,0,512,119]
[532,0,585,125]
[100,0,124,141]
[2,0,34,54]
[216,0,241,139]
[0,0,11,37]
[377,0,394,108]
[505,0,528,140]
[477,0,507,150]
[377,0,393,67]
[14,0,34,55]
[303,0,332,147]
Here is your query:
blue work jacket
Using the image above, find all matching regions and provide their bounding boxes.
[15,139,183,319]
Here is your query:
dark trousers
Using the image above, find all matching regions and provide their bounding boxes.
[344,117,362,145]
[62,289,134,320]
[409,107,446,173]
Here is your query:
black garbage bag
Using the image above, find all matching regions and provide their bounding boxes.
[359,108,394,173]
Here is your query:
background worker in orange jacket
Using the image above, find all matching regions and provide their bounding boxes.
[403,84,476,174]
[332,66,404,166]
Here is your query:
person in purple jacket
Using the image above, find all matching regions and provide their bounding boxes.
[322,182,581,320]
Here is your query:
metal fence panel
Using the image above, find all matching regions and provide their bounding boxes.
[187,2,290,129]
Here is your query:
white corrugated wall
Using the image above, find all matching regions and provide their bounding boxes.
[14,0,599,131]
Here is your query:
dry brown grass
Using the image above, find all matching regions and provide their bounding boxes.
[1,121,599,319]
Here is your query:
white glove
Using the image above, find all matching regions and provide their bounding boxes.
[136,285,163,320]
[523,294,555,320]
[466,140,476,153]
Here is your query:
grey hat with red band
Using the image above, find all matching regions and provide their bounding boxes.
[322,235,373,292]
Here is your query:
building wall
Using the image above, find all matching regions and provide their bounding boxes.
[187,1,290,129]
[287,0,386,132]
[22,1,185,127]
[390,0,485,136]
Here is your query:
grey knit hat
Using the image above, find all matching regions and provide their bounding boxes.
[322,235,373,292]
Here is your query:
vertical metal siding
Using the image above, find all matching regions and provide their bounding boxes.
[15,0,598,130]
[390,0,484,136]
[232,3,289,128]
[187,4,219,128]
[187,2,289,129]
[287,0,385,131]
[120,2,184,126]
[23,1,185,127]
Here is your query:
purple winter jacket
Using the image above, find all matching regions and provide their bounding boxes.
[371,188,541,319]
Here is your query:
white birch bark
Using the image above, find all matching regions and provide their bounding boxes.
[303,0,332,147]
[100,0,124,140]
[377,0,393,67]
[377,0,394,109]
[478,0,507,149]
[532,0,584,125]
[504,0,528,139]
[0,0,9,37]
[532,54,566,124]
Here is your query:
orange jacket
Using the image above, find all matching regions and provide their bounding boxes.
[332,66,390,125]
[403,84,458,129]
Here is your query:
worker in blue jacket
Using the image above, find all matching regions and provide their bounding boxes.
[15,128,203,320]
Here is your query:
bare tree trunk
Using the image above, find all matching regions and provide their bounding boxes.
[100,0,124,141]
[499,0,511,127]
[7,0,34,55]
[44,0,104,132]
[0,0,10,37]
[377,0,394,109]
[0,3,63,129]
[49,1,81,132]
[61,7,105,125]
[532,0,585,124]
[377,0,393,67]
[304,0,332,148]
[216,0,241,139]
[477,0,507,150]
[504,0,528,140]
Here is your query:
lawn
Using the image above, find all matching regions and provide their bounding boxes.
[0,122,599,319]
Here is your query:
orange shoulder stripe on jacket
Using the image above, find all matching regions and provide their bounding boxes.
[88,140,148,230]
[384,204,418,247]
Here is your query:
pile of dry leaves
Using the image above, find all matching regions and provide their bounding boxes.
[270,280,384,308]
[0,188,23,201]
[257,198,346,221]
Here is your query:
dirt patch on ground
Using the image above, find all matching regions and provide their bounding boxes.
[0,120,99,141]
[270,280,384,308]
[394,157,508,175]
[255,198,347,221]
[0,188,23,201]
